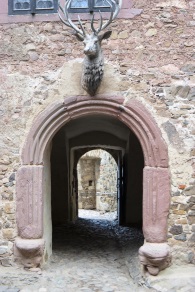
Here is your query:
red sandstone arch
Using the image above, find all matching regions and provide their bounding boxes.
[22,96,168,167]
[16,96,170,243]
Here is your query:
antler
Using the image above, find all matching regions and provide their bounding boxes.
[58,0,122,36]
[91,0,122,34]
[58,0,86,37]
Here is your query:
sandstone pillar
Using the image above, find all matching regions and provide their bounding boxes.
[15,165,44,267]
[139,167,171,275]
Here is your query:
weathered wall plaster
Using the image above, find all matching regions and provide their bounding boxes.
[0,0,194,269]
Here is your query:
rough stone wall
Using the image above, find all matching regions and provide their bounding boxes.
[77,150,117,212]
[0,0,195,266]
[95,150,117,212]
[77,157,99,210]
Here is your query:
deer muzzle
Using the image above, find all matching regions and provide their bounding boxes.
[84,46,97,56]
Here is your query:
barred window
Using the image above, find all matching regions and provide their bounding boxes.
[8,0,58,15]
[69,0,112,13]
[8,0,112,15]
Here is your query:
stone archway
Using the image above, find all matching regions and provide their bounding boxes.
[15,96,171,274]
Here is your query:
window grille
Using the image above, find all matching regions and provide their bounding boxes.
[8,0,112,15]
[69,0,112,13]
[8,0,58,15]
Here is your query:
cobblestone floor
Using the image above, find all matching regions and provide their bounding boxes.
[0,210,149,292]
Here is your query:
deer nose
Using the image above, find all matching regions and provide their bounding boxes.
[84,48,90,54]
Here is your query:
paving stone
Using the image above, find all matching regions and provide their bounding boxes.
[0,288,19,292]
[0,210,195,291]
[0,210,144,291]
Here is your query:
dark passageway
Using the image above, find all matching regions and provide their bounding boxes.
[51,114,144,228]
[49,114,145,291]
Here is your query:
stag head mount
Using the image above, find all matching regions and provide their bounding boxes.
[58,0,122,96]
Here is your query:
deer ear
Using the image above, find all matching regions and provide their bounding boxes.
[74,32,84,42]
[99,30,112,41]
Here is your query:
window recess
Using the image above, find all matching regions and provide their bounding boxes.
[69,0,112,13]
[8,0,58,15]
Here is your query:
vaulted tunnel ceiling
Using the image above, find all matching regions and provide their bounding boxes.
[62,114,132,142]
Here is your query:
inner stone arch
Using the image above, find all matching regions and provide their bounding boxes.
[15,96,171,275]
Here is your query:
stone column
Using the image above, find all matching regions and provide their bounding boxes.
[15,165,45,267]
[139,167,172,275]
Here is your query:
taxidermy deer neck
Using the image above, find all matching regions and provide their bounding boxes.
[58,0,122,96]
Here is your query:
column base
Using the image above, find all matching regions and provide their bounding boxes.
[14,238,45,268]
[139,242,172,276]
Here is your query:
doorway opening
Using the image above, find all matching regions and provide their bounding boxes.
[50,130,144,287]
[50,113,144,245]
[77,149,118,221]
[16,97,170,275]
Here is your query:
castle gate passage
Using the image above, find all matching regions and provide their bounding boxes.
[15,96,171,275]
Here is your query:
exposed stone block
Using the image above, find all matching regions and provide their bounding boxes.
[110,31,118,40]
[4,203,14,214]
[188,251,195,264]
[188,196,195,203]
[188,88,195,101]
[0,246,8,255]
[179,203,189,211]
[184,185,195,196]
[9,173,15,182]
[162,121,183,149]
[0,257,12,267]
[2,229,15,240]
[176,218,188,224]
[170,203,178,210]
[169,225,183,235]
[1,193,13,201]
[178,86,191,98]
[189,233,195,243]
[188,211,195,225]
[173,210,186,215]
[174,234,187,241]
[118,30,129,39]
[44,23,53,31]
[145,28,157,37]
[181,64,195,73]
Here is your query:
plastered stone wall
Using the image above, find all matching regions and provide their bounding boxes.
[95,150,117,212]
[0,0,195,266]
[77,150,117,212]
[77,156,99,210]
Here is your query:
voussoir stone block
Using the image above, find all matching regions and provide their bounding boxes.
[16,166,43,239]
